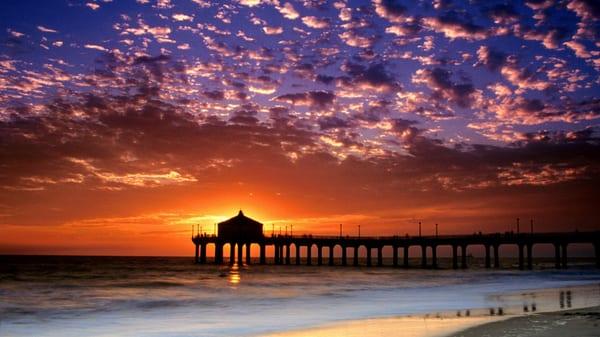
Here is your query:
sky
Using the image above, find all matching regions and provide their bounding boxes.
[0,0,599,256]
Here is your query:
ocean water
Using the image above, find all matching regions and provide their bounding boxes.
[1,256,599,337]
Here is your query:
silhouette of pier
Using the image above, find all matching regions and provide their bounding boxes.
[192,211,600,270]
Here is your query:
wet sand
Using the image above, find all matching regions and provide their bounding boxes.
[449,306,600,337]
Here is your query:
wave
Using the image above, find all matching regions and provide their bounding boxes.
[113,281,186,288]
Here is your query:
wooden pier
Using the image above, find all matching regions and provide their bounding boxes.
[191,212,600,269]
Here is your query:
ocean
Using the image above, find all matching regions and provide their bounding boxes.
[1,256,599,337]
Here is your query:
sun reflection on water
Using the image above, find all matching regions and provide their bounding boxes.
[228,263,241,286]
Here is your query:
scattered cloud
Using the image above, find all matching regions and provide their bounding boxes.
[172,14,194,22]
[37,25,58,33]
[263,26,283,35]
[84,44,108,52]
[86,2,100,10]
[301,16,330,29]
[423,14,488,40]
[275,91,335,108]
[278,3,299,20]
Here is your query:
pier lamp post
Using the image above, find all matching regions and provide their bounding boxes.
[340,224,343,238]
[419,222,422,237]
[291,225,293,236]
[358,225,361,238]
[517,218,520,234]
[530,219,533,235]
[435,223,438,237]
[285,225,288,236]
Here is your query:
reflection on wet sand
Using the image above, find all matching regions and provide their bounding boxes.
[488,307,504,315]
[485,284,599,318]
[559,290,572,309]
[429,285,596,322]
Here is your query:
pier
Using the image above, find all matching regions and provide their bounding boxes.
[192,211,600,270]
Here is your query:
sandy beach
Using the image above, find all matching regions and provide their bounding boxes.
[450,306,600,337]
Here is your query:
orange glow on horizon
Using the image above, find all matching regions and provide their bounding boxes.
[1,164,598,256]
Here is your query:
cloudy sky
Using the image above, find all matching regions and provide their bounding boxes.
[1,0,599,256]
